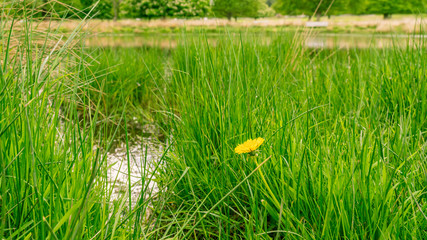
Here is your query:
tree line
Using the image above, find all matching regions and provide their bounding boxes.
[273,0,427,19]
[3,0,426,20]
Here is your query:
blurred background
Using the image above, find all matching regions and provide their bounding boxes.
[4,0,427,20]
[3,0,426,29]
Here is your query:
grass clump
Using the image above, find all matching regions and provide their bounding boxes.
[152,33,427,238]
[0,7,107,240]
[0,2,169,239]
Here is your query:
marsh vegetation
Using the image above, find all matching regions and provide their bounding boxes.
[1,3,426,240]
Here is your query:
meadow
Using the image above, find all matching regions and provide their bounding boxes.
[1,10,427,240]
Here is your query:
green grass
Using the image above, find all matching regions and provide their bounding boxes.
[82,47,169,140]
[0,4,170,240]
[149,33,427,238]
[1,3,426,239]
[0,15,110,240]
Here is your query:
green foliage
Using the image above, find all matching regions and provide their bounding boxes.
[1,0,113,19]
[212,0,264,19]
[77,0,113,19]
[272,0,303,15]
[274,0,347,16]
[367,0,406,18]
[273,0,427,18]
[54,0,114,19]
[52,0,84,18]
[120,0,210,19]
[80,0,93,7]
[347,0,368,15]
[367,0,426,18]
[258,1,276,17]
[266,0,277,6]
[93,0,113,19]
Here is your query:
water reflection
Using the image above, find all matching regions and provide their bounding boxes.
[305,34,423,49]
[86,33,425,49]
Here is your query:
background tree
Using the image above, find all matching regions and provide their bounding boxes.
[112,0,120,20]
[212,0,263,20]
[367,0,406,19]
[141,0,168,19]
[272,0,304,15]
[297,0,344,20]
[52,0,84,18]
[266,0,276,7]
[274,0,426,19]
[80,0,112,19]
[274,0,336,20]
[94,0,113,19]
[347,0,368,15]
[367,0,426,19]
[257,1,276,17]
[326,0,347,17]
[119,0,138,18]
[120,0,210,19]
[190,0,210,17]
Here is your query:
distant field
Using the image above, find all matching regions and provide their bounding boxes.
[32,14,427,34]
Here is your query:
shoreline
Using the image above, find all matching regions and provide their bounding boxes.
[30,15,426,35]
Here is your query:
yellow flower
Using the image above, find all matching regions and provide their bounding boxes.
[234,137,265,154]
